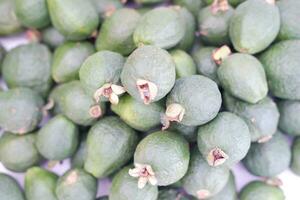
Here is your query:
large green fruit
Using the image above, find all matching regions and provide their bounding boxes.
[229,0,280,54]
[291,137,300,175]
[170,49,197,79]
[0,0,22,35]
[41,27,66,49]
[173,0,204,16]
[278,100,300,136]
[0,173,25,200]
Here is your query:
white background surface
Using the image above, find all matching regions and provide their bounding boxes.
[1,33,300,199]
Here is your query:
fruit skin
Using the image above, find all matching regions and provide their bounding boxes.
[229,0,280,54]
[0,0,22,35]
[0,132,41,172]
[166,75,222,126]
[0,43,6,71]
[134,131,190,186]
[96,8,141,56]
[36,115,79,161]
[109,166,158,200]
[111,94,164,131]
[0,88,44,134]
[121,45,176,103]
[217,53,268,104]
[84,116,138,178]
[182,148,230,198]
[170,49,197,79]
[47,0,99,40]
[197,112,251,168]
[2,43,52,96]
[0,173,25,200]
[52,42,95,83]
[71,137,87,168]
[15,0,50,28]
[135,0,165,4]
[243,132,291,177]
[55,168,97,200]
[173,0,204,17]
[25,167,58,200]
[157,188,189,200]
[41,27,66,49]
[259,40,300,100]
[48,84,67,115]
[204,0,246,7]
[90,0,123,19]
[278,100,300,136]
[224,93,279,142]
[239,181,285,200]
[169,123,197,142]
[291,137,300,175]
[133,7,184,49]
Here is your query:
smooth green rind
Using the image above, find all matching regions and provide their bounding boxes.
[239,181,285,200]
[173,0,204,16]
[71,138,87,168]
[259,40,300,100]
[0,173,25,200]
[84,117,138,178]
[52,42,95,83]
[55,169,97,200]
[90,0,123,19]
[0,88,44,134]
[0,0,22,35]
[278,100,300,136]
[25,167,58,200]
[170,49,197,79]
[0,44,5,71]
[291,137,300,175]
[134,131,190,186]
[229,0,280,54]
[243,132,291,177]
[47,0,99,40]
[169,123,197,142]
[48,84,67,115]
[0,132,41,172]
[37,115,79,161]
[41,27,66,49]
[157,188,189,200]
[217,53,268,103]
[109,166,158,200]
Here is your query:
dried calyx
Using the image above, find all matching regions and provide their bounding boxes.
[197,189,211,199]
[89,105,102,118]
[136,79,158,105]
[26,29,41,42]
[211,0,229,14]
[161,103,185,130]
[264,177,283,187]
[258,135,273,143]
[65,171,78,185]
[207,147,229,167]
[128,163,158,189]
[212,45,231,65]
[94,83,126,105]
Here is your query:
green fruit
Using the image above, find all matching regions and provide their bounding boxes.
[133,131,190,186]
[0,173,25,200]
[0,132,41,172]
[173,0,204,16]
[0,44,6,71]
[25,167,58,200]
[84,116,138,178]
[0,0,22,35]
[243,132,291,177]
[170,49,197,79]
[121,45,175,104]
[109,166,158,200]
[41,27,66,49]
[278,100,300,136]
[240,181,285,200]
[71,137,87,168]
[47,0,99,40]
[169,123,197,142]
[37,115,79,161]
[56,169,97,200]
[96,8,141,55]
[182,148,230,199]
[48,84,66,115]
[133,7,184,49]
[90,0,123,19]
[111,94,164,131]
[52,42,95,83]
[229,0,280,54]
[277,0,300,40]
[217,53,268,104]
[198,112,251,167]
[259,40,300,100]
[224,93,279,142]
[15,0,50,28]
[291,137,300,175]
[0,88,44,134]
[158,188,189,200]
[2,43,52,96]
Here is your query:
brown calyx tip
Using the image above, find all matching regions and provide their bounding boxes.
[197,189,211,199]
[136,79,158,105]
[89,105,102,118]
[94,83,125,105]
[212,45,231,65]
[65,170,78,185]
[207,147,229,167]
[161,103,185,130]
[211,0,229,14]
[129,163,158,189]
[257,135,273,143]
[26,29,41,42]
[264,177,283,187]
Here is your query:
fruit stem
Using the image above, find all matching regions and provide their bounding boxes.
[212,45,231,65]
[207,147,229,167]
[161,103,185,130]
[94,83,125,105]
[136,79,158,105]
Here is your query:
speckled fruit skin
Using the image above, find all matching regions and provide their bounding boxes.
[133,7,184,49]
[0,132,41,172]
[71,138,87,168]
[96,8,141,56]
[170,123,198,142]
[198,112,251,168]
[52,42,95,83]
[47,0,99,40]
[109,166,158,200]
[55,169,97,200]
[240,181,285,200]
[243,132,291,177]
[37,115,79,161]
[121,45,176,103]
[170,49,197,79]
[41,27,66,49]
[134,131,190,186]
[182,148,230,198]
[224,92,279,142]
[0,0,22,35]
[15,0,50,28]
[111,94,164,131]
[0,88,44,134]
[90,0,123,19]
[173,0,204,16]
[259,40,300,100]
[25,167,58,200]
[0,173,25,200]
[291,137,300,175]
[166,75,222,126]
[229,0,280,54]
[278,100,300,136]
[218,53,268,104]
[84,117,138,178]
[157,188,189,200]
[2,43,52,96]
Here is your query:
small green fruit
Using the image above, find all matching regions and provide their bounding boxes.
[0,173,25,200]
[278,100,300,136]
[41,27,66,49]
[48,84,67,115]
[71,138,87,169]
[170,49,197,79]
[0,0,22,35]
[291,137,300,175]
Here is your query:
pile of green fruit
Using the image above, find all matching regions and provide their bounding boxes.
[0,0,300,199]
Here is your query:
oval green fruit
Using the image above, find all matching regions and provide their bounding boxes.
[291,137,300,175]
[170,49,197,79]
[48,84,67,115]
[278,100,300,136]
[71,137,87,168]
[0,44,6,71]
[0,173,25,200]
[41,27,66,49]
[0,0,22,35]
